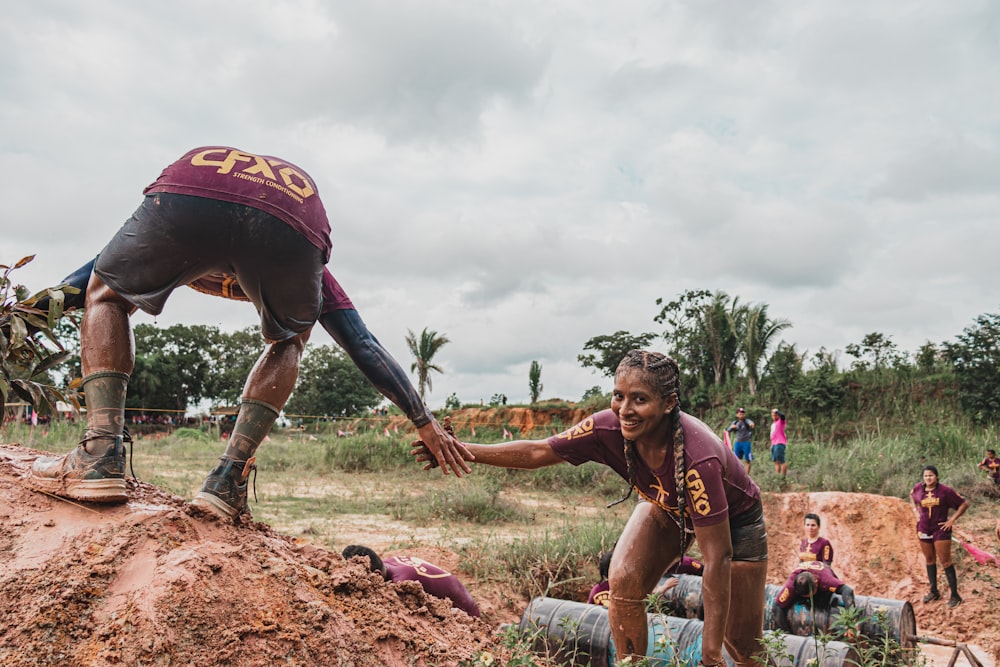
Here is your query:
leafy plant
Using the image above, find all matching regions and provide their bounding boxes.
[0,255,80,421]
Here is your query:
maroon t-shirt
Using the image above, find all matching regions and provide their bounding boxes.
[588,580,610,606]
[384,556,480,617]
[547,409,760,528]
[980,456,1000,482]
[667,556,704,575]
[775,561,846,609]
[145,146,332,262]
[911,482,966,537]
[798,537,834,566]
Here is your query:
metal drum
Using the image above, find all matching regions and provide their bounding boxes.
[661,576,916,648]
[519,597,859,667]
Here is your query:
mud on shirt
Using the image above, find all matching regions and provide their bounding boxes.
[384,556,480,617]
[775,561,847,609]
[547,409,760,529]
[145,146,332,262]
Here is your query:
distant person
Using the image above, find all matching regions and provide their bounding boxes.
[770,408,787,478]
[771,561,855,634]
[27,146,470,521]
[342,545,480,617]
[799,513,834,568]
[588,549,613,607]
[977,449,1000,485]
[911,465,970,607]
[415,351,768,667]
[726,407,755,475]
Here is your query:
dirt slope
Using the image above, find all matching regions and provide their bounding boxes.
[763,491,1000,663]
[0,444,498,667]
[1,442,997,666]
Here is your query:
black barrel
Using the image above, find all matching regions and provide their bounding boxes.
[518,596,611,666]
[519,597,858,667]
[661,576,916,648]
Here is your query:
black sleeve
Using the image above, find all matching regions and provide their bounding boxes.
[838,585,855,609]
[771,599,792,633]
[319,308,432,428]
[33,258,95,312]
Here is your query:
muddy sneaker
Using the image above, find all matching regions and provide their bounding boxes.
[190,458,256,522]
[29,435,129,503]
[947,595,962,608]
[922,591,940,603]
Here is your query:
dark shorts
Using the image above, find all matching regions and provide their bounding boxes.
[95,193,324,342]
[734,440,753,461]
[770,444,786,463]
[917,527,952,543]
[730,497,768,562]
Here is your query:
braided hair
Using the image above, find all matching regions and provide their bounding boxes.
[607,350,691,554]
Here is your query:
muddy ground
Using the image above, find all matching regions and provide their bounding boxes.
[1,442,997,666]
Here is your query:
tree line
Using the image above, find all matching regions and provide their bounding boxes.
[578,289,1000,427]
[4,257,999,428]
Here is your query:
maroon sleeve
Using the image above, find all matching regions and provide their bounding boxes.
[685,457,730,527]
[321,269,355,312]
[775,573,797,609]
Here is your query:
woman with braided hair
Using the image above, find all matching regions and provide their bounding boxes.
[413,350,767,666]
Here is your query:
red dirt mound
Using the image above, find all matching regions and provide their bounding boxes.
[0,444,500,667]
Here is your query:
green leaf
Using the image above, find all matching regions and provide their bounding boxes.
[10,315,27,349]
[46,289,65,329]
[32,350,71,377]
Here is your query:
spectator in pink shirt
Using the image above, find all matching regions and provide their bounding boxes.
[770,409,787,478]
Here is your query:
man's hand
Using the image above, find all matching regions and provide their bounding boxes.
[414,419,473,477]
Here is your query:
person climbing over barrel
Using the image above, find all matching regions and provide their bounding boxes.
[911,464,969,607]
[413,350,768,667]
[799,513,834,569]
[771,561,855,634]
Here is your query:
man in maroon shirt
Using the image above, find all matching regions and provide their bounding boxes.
[29,147,470,519]
[342,545,480,617]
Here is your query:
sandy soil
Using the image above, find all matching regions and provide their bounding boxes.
[1,442,997,667]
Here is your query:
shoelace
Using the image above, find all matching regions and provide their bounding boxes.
[78,428,137,480]
[243,459,258,505]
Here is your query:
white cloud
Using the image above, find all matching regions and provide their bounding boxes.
[2,0,998,410]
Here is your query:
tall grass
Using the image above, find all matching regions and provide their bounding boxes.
[459,512,628,603]
[754,420,997,498]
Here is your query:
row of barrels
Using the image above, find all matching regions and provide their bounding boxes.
[518,575,916,666]
[520,597,859,667]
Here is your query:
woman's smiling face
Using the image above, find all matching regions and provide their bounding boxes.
[611,369,674,441]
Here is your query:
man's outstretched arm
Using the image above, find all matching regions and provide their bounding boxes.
[319,308,472,476]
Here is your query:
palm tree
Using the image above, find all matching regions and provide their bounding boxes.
[703,291,743,386]
[405,327,450,403]
[740,303,792,395]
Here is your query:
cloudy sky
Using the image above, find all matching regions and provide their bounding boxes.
[2,1,998,409]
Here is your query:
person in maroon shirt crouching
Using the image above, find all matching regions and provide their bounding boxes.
[771,561,855,633]
[343,545,480,617]
[911,465,969,607]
